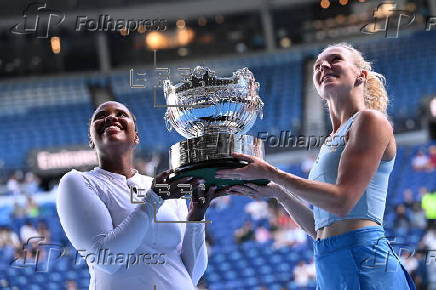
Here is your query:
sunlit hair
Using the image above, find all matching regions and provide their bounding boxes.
[320,42,388,114]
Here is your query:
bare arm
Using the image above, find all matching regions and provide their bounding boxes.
[227,183,317,239]
[273,110,393,216]
[217,110,393,217]
[275,186,317,240]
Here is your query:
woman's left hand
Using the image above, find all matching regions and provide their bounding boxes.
[224,182,285,200]
[215,152,278,181]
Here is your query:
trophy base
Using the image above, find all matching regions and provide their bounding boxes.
[169,159,270,189]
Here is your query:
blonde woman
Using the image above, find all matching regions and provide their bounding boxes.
[216,43,416,289]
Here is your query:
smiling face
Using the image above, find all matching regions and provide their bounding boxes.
[313,46,363,99]
[89,101,139,153]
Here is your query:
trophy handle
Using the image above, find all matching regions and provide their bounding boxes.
[163,80,172,100]
[164,113,173,132]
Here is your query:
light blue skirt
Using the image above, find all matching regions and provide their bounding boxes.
[313,225,416,290]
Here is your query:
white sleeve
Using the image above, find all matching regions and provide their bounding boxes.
[179,200,208,286]
[56,171,164,274]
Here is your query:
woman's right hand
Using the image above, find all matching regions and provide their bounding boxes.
[151,170,203,200]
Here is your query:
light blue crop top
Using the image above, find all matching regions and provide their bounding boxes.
[308,111,395,231]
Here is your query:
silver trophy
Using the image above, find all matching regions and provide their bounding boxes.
[163,66,269,188]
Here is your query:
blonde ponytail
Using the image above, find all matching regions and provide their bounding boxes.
[364,71,388,114]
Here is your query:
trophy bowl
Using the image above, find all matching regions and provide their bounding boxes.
[163,66,269,189]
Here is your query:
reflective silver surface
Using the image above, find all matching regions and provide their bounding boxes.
[163,66,263,139]
[169,133,264,170]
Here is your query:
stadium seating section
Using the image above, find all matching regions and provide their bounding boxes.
[0,30,435,169]
[0,141,434,289]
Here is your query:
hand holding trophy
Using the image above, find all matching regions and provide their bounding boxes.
[163,66,269,195]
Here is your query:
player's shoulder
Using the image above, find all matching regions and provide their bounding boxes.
[60,169,83,183]
[354,109,393,134]
[356,109,390,124]
[59,168,96,190]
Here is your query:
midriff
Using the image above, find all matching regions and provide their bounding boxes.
[316,219,379,240]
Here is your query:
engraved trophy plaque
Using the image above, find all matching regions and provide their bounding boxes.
[163,66,268,188]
